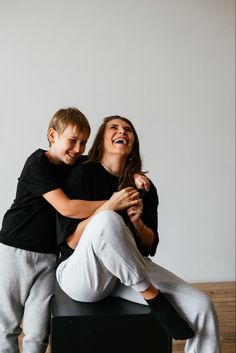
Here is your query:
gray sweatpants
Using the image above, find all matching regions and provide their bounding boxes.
[0,243,57,353]
[57,210,221,353]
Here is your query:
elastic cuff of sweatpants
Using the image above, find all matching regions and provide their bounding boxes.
[131,278,151,293]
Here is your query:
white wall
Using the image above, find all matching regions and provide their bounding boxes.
[0,0,235,282]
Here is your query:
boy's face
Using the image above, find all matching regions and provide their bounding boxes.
[48,125,89,165]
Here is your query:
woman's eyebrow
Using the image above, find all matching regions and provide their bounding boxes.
[108,123,132,130]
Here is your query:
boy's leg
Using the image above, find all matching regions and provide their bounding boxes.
[22,252,57,353]
[0,243,27,353]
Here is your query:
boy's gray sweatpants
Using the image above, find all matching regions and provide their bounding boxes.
[57,210,221,353]
[0,243,57,353]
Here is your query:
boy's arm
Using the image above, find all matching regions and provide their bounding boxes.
[43,188,105,218]
[43,175,149,219]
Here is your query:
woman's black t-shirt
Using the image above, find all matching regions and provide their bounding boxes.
[57,161,159,263]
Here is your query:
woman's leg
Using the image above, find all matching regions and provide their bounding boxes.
[112,257,221,353]
[56,210,194,340]
[56,210,151,302]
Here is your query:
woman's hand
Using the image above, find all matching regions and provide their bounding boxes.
[127,200,143,223]
[95,187,141,213]
[134,173,150,191]
[127,202,155,249]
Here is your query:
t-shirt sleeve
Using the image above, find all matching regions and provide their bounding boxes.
[20,157,62,197]
[136,181,159,256]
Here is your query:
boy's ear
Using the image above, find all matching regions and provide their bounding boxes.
[48,128,55,144]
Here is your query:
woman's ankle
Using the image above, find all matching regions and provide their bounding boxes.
[140,284,159,300]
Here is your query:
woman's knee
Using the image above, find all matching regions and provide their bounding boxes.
[82,210,134,252]
[88,210,125,236]
[93,210,123,224]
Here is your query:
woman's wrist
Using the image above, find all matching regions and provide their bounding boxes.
[134,219,145,237]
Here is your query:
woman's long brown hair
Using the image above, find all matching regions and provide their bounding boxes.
[86,115,147,190]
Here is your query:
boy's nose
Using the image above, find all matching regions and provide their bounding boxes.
[74,143,82,153]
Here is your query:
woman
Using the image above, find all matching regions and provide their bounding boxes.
[56,116,221,352]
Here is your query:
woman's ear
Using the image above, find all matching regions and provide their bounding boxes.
[47,128,55,145]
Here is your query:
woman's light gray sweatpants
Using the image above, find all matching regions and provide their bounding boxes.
[56,210,221,353]
[0,243,57,353]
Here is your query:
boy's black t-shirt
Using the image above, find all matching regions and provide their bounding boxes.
[57,161,159,264]
[0,149,87,254]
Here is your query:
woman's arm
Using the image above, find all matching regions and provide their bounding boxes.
[126,180,159,254]
[66,216,93,248]
[66,187,141,249]
[127,203,155,250]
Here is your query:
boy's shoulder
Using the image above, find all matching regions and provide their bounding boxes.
[22,149,49,170]
[25,148,47,163]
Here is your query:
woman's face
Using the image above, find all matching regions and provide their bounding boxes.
[103,118,135,158]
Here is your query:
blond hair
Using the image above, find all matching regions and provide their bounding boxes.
[47,107,91,146]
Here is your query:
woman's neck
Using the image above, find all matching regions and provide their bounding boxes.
[100,157,126,177]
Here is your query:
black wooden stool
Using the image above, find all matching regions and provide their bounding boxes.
[50,283,172,353]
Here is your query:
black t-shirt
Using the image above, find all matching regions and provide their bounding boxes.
[0,149,87,254]
[57,161,159,263]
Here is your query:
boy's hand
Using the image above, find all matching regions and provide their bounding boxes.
[134,174,150,191]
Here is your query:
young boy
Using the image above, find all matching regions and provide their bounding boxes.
[0,107,149,353]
